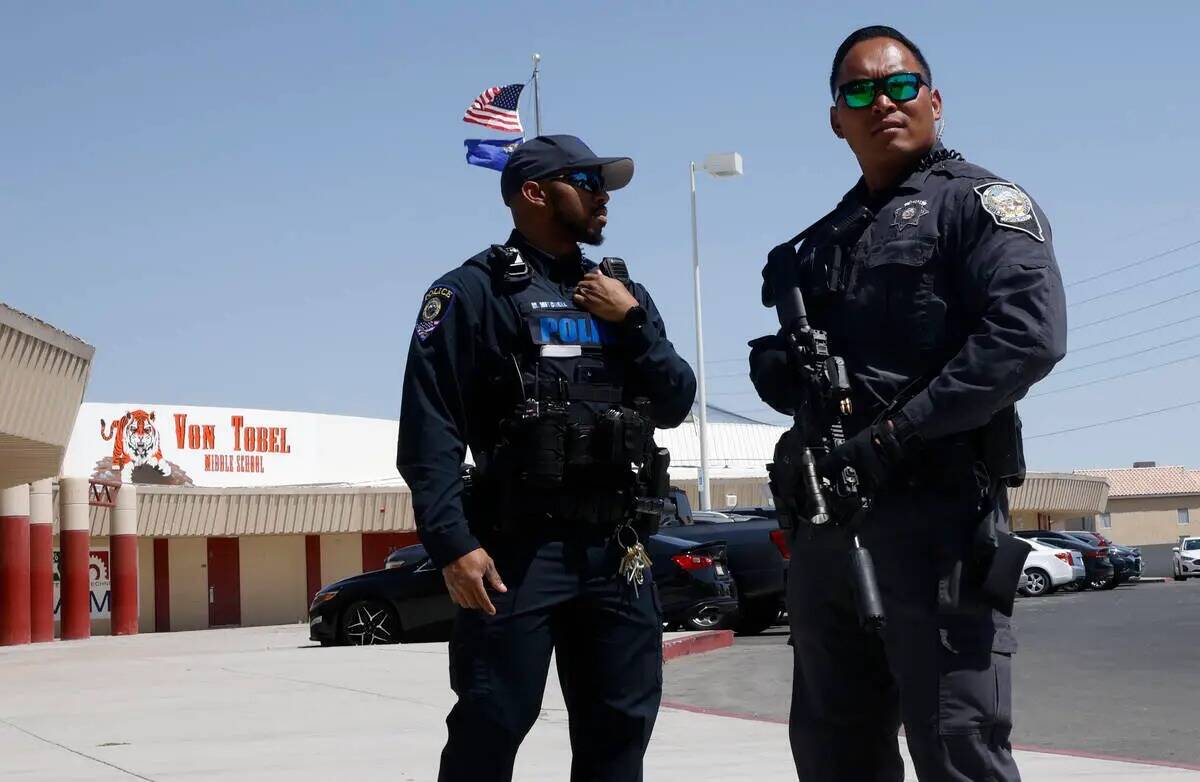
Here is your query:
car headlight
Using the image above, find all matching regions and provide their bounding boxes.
[311,590,339,606]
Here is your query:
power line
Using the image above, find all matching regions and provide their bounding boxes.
[1065,238,1200,288]
[1029,351,1200,399]
[698,253,1200,364]
[1025,398,1200,440]
[709,390,765,399]
[1101,208,1200,244]
[708,369,750,380]
[1071,287,1200,330]
[1068,258,1200,308]
[1067,313,1200,354]
[1053,332,1200,375]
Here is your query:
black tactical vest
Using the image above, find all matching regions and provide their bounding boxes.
[466,246,657,530]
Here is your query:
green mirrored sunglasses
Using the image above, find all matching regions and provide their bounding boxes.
[837,72,927,109]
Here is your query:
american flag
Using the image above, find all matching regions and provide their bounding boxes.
[462,84,524,134]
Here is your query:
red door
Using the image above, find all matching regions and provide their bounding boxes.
[207,538,241,627]
[361,532,420,572]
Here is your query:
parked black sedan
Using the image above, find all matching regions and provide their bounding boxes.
[1013,530,1117,589]
[309,534,738,646]
[1060,531,1144,582]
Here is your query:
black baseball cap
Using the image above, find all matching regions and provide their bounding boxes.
[500,134,634,204]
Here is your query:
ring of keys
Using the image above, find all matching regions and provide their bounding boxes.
[616,525,652,596]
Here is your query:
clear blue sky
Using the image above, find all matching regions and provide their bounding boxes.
[4,2,1198,472]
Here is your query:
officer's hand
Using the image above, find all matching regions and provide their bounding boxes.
[442,548,507,615]
[817,420,903,494]
[573,271,638,323]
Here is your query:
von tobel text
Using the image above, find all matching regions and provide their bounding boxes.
[174,414,291,474]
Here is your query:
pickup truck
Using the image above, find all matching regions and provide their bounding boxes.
[657,489,788,635]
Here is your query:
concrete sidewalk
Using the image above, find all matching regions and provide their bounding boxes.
[0,625,1195,781]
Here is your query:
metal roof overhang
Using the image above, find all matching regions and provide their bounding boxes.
[1008,472,1109,517]
[0,305,94,489]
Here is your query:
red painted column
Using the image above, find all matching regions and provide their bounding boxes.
[110,484,138,635]
[305,535,321,607]
[59,477,91,641]
[153,538,170,632]
[29,480,54,643]
[0,484,32,646]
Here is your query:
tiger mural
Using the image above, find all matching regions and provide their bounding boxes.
[100,410,173,482]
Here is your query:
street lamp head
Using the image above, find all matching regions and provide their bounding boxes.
[702,152,743,177]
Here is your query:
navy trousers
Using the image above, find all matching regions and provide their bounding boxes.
[787,488,1022,782]
[437,534,663,782]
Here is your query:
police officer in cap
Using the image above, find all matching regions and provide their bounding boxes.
[398,134,696,781]
[749,26,1066,781]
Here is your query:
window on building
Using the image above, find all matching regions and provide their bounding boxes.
[1099,512,1112,529]
[1179,508,1191,526]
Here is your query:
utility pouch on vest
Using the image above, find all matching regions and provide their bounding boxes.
[980,405,1026,488]
[505,400,567,488]
[595,406,653,466]
[631,446,671,535]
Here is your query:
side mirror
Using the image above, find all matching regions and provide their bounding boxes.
[1172,547,1180,553]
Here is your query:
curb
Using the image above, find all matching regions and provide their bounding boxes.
[659,701,1200,772]
[662,630,734,662]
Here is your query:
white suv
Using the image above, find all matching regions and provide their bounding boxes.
[1173,537,1200,581]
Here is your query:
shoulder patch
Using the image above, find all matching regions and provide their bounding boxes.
[415,286,454,342]
[974,182,1044,242]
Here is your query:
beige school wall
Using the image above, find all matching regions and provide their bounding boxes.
[162,534,369,632]
[53,485,418,634]
[50,532,375,634]
[1095,495,1200,546]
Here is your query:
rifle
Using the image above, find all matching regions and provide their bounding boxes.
[763,209,885,631]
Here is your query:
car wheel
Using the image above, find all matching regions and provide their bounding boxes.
[1097,575,1119,590]
[735,597,780,636]
[1175,564,1187,582]
[683,605,727,631]
[1020,568,1051,597]
[341,600,401,645]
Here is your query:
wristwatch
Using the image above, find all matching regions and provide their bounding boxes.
[620,305,648,335]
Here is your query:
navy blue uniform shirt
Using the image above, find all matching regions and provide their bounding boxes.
[398,231,696,567]
[753,152,1067,443]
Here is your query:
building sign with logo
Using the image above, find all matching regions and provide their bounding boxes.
[53,549,111,619]
[62,403,399,488]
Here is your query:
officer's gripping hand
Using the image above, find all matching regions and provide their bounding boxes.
[817,420,905,495]
[442,548,507,616]
[573,271,638,322]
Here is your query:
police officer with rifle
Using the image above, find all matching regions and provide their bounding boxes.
[398,134,696,782]
[749,26,1067,781]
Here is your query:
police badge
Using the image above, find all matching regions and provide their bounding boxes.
[974,182,1045,242]
[892,199,929,233]
[415,286,455,342]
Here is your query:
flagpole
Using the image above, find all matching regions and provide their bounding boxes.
[531,53,542,137]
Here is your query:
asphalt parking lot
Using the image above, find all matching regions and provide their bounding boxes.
[663,580,1200,768]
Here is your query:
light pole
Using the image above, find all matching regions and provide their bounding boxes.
[689,151,743,510]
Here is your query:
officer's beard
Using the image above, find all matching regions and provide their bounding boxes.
[548,190,605,247]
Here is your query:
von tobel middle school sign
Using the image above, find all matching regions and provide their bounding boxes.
[53,549,111,619]
[60,402,401,489]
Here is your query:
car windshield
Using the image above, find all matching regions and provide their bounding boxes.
[1184,539,1200,551]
